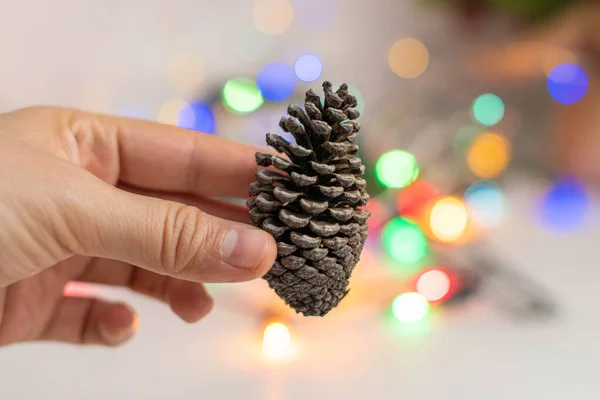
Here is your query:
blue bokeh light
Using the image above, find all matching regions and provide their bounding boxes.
[179,102,215,134]
[547,63,588,105]
[539,176,589,231]
[463,180,505,228]
[295,54,323,82]
[256,62,297,102]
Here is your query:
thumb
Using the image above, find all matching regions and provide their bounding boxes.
[59,178,276,283]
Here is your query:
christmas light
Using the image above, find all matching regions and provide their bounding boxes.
[539,176,589,231]
[392,292,429,323]
[388,38,429,79]
[294,54,323,83]
[157,99,194,127]
[547,63,588,105]
[429,197,469,242]
[375,150,419,189]
[416,269,452,302]
[262,322,292,360]
[463,181,505,228]
[382,218,428,265]
[467,133,510,179]
[256,62,297,102]
[222,78,264,114]
[397,180,439,218]
[472,93,505,127]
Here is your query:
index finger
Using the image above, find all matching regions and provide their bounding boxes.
[102,115,265,199]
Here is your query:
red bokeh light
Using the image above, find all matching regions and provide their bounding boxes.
[397,180,440,219]
[415,267,459,303]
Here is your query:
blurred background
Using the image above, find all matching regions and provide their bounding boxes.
[2,0,600,398]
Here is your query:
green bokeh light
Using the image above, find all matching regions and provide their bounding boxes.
[472,93,505,126]
[222,78,264,114]
[392,292,430,323]
[381,217,428,265]
[375,150,419,189]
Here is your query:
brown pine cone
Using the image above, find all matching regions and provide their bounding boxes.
[247,81,370,317]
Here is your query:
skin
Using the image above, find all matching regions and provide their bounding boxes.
[0,106,277,347]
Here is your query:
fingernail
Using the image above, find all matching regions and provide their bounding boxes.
[221,228,270,269]
[100,305,138,345]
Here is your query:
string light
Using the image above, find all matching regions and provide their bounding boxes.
[222,78,264,114]
[262,321,292,360]
[547,63,588,105]
[382,218,428,265]
[467,133,510,179]
[463,181,505,229]
[187,102,216,134]
[375,150,419,189]
[396,180,439,219]
[388,38,429,79]
[416,268,454,303]
[253,0,294,35]
[294,54,323,83]
[472,94,505,126]
[429,197,469,243]
[256,62,297,102]
[392,292,430,323]
[539,176,589,231]
[166,52,204,95]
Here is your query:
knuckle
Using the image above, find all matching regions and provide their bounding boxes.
[161,205,215,276]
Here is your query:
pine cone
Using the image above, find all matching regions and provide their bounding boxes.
[247,81,370,317]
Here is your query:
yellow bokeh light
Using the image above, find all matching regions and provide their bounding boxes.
[166,52,205,94]
[430,197,468,242]
[156,99,193,126]
[262,322,291,360]
[467,133,510,179]
[388,38,429,79]
[253,0,294,35]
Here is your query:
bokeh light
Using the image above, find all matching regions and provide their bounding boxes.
[416,269,452,302]
[236,28,273,61]
[222,78,264,114]
[463,181,505,229]
[429,197,469,243]
[539,176,589,232]
[166,52,204,95]
[253,0,294,35]
[157,99,195,127]
[392,292,430,323]
[467,133,511,179]
[382,218,428,265]
[375,150,419,189]
[547,63,588,105]
[294,0,337,31]
[361,198,389,232]
[186,102,216,134]
[472,94,505,126]
[262,321,291,360]
[397,180,440,219]
[256,62,297,102]
[388,38,429,79]
[294,54,323,83]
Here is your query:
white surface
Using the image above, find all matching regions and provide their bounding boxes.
[1,1,599,399]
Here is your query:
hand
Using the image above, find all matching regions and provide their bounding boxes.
[470,1,600,182]
[0,106,276,347]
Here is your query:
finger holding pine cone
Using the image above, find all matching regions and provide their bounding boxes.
[247,81,370,317]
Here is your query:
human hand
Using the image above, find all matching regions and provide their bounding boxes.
[0,106,276,347]
[470,1,600,182]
